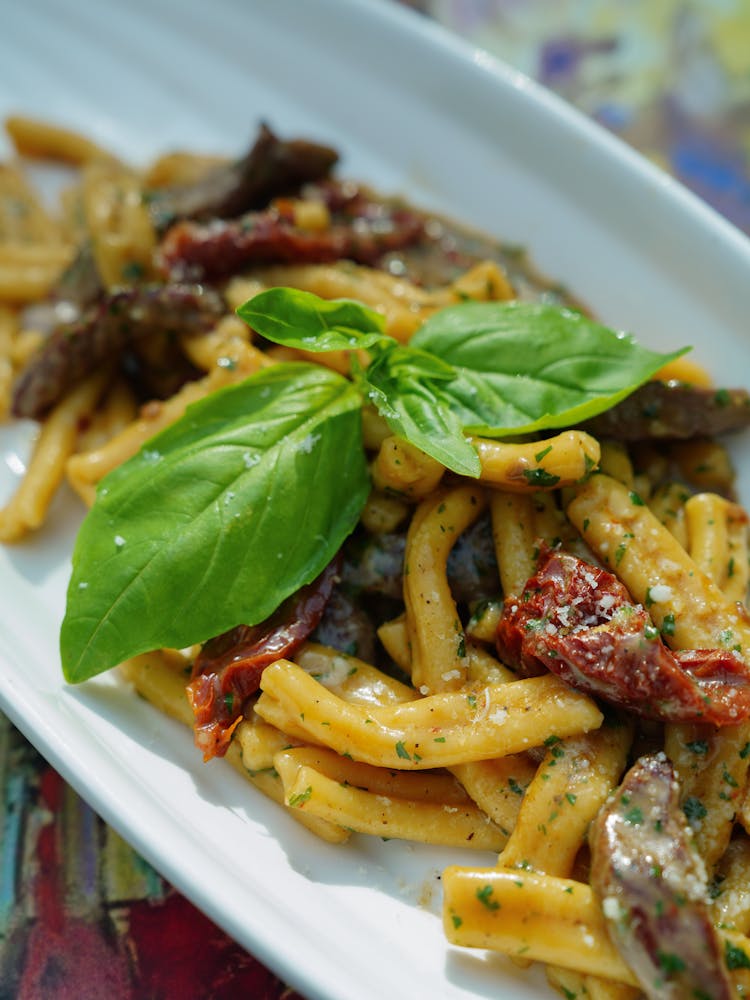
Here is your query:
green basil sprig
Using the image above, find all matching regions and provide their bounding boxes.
[242,288,687,475]
[61,289,687,682]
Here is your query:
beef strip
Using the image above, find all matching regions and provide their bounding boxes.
[590,753,733,1000]
[11,284,224,419]
[146,122,339,230]
[582,381,750,441]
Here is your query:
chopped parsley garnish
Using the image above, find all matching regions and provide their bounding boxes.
[475,885,500,911]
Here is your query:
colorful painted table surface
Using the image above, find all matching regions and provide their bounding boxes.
[2,2,749,997]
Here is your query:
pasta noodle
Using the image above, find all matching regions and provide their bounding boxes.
[4,114,750,1000]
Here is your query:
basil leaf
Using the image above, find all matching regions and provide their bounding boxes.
[411,300,689,435]
[61,363,369,683]
[238,286,387,352]
[364,347,481,477]
[240,288,474,474]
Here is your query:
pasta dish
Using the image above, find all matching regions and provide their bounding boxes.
[3,114,750,1000]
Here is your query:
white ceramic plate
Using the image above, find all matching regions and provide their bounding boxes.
[1,2,749,998]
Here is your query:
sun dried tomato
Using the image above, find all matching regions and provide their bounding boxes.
[496,545,750,725]
[187,558,340,760]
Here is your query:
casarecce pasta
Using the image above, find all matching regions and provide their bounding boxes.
[4,114,750,1000]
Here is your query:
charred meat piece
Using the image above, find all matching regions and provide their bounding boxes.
[341,531,406,601]
[339,513,498,606]
[41,125,337,322]
[590,753,733,1000]
[187,559,339,761]
[446,512,499,605]
[11,283,224,420]
[496,545,750,725]
[159,191,425,283]
[147,122,339,230]
[314,586,377,664]
[52,241,105,315]
[581,381,750,441]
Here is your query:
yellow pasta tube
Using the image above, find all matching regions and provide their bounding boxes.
[253,642,417,745]
[360,405,391,450]
[294,642,416,707]
[497,721,632,877]
[444,867,750,992]
[664,720,750,868]
[276,745,471,805]
[547,968,640,1000]
[275,748,506,850]
[597,440,634,488]
[118,649,194,726]
[378,611,514,690]
[0,246,74,302]
[245,694,315,745]
[653,354,713,387]
[257,660,603,769]
[472,431,600,492]
[404,484,487,693]
[359,490,410,534]
[647,481,690,549]
[375,614,413,675]
[142,150,228,188]
[489,491,537,597]
[10,328,44,369]
[82,160,156,288]
[465,599,503,644]
[685,492,749,603]
[5,115,112,164]
[442,868,639,985]
[0,305,16,418]
[0,371,108,541]
[74,378,138,458]
[0,243,73,269]
[450,755,536,835]
[568,474,750,655]
[673,438,735,494]
[119,651,347,844]
[305,635,531,833]
[465,643,516,685]
[0,163,63,242]
[236,713,302,772]
[371,435,445,500]
[179,315,269,375]
[709,835,750,934]
[685,493,733,590]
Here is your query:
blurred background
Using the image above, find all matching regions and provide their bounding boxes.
[416,0,750,234]
[2,2,749,998]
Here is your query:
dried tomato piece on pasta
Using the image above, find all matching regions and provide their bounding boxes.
[496,545,750,724]
[187,558,340,760]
